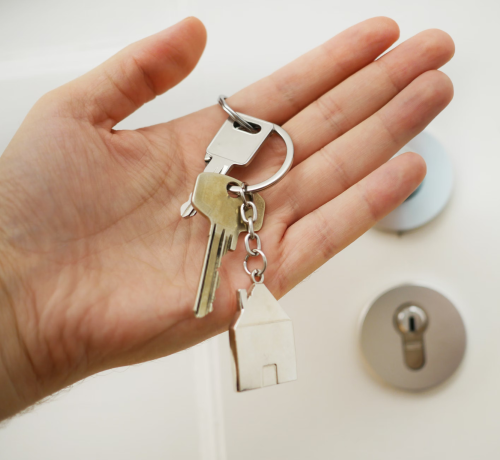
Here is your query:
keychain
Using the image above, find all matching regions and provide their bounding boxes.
[229,184,297,391]
[185,96,297,391]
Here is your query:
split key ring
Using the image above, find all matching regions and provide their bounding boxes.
[218,95,294,194]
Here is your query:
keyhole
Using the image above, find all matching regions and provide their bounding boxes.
[233,121,262,133]
[394,305,428,370]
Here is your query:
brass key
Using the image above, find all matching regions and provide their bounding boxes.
[191,173,265,318]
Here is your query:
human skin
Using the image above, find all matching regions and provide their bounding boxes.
[0,17,454,420]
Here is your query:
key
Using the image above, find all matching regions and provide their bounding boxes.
[179,156,234,218]
[180,114,274,218]
[191,172,265,318]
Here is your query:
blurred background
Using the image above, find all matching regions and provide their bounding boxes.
[1,0,499,459]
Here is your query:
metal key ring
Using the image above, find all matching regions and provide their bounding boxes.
[219,98,294,194]
[228,122,294,194]
[218,95,258,133]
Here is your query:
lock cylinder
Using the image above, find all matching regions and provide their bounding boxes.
[394,305,428,370]
[360,284,466,391]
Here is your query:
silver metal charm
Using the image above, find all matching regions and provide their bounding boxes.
[229,183,297,391]
[230,283,297,391]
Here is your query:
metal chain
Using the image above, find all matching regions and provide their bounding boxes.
[236,183,268,284]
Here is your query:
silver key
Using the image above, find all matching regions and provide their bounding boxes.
[229,283,297,391]
[191,173,265,318]
[180,113,274,218]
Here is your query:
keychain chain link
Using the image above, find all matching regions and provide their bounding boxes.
[236,183,268,284]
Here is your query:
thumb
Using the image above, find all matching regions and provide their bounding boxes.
[51,17,207,130]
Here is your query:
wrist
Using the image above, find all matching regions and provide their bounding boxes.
[0,242,42,421]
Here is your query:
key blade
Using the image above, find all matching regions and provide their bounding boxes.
[192,173,245,318]
[194,223,229,318]
[203,155,233,174]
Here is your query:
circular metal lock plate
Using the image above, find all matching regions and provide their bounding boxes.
[360,285,466,391]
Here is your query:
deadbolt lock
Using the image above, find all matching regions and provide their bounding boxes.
[360,285,466,391]
[394,304,428,370]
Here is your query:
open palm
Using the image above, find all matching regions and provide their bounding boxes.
[0,17,454,413]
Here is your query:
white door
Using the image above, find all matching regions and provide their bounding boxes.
[1,1,499,459]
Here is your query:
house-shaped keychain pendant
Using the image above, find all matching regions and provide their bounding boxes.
[229,283,297,392]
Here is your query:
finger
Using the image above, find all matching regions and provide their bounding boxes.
[52,17,207,129]
[232,29,453,189]
[285,28,455,166]
[267,70,453,227]
[174,25,452,194]
[274,152,426,295]
[227,17,400,124]
[178,17,400,138]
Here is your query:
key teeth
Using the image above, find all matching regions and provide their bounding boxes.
[207,231,224,313]
[207,270,220,313]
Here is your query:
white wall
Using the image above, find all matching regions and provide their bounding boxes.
[0,0,499,459]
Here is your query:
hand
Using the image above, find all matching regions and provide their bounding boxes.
[0,17,454,419]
